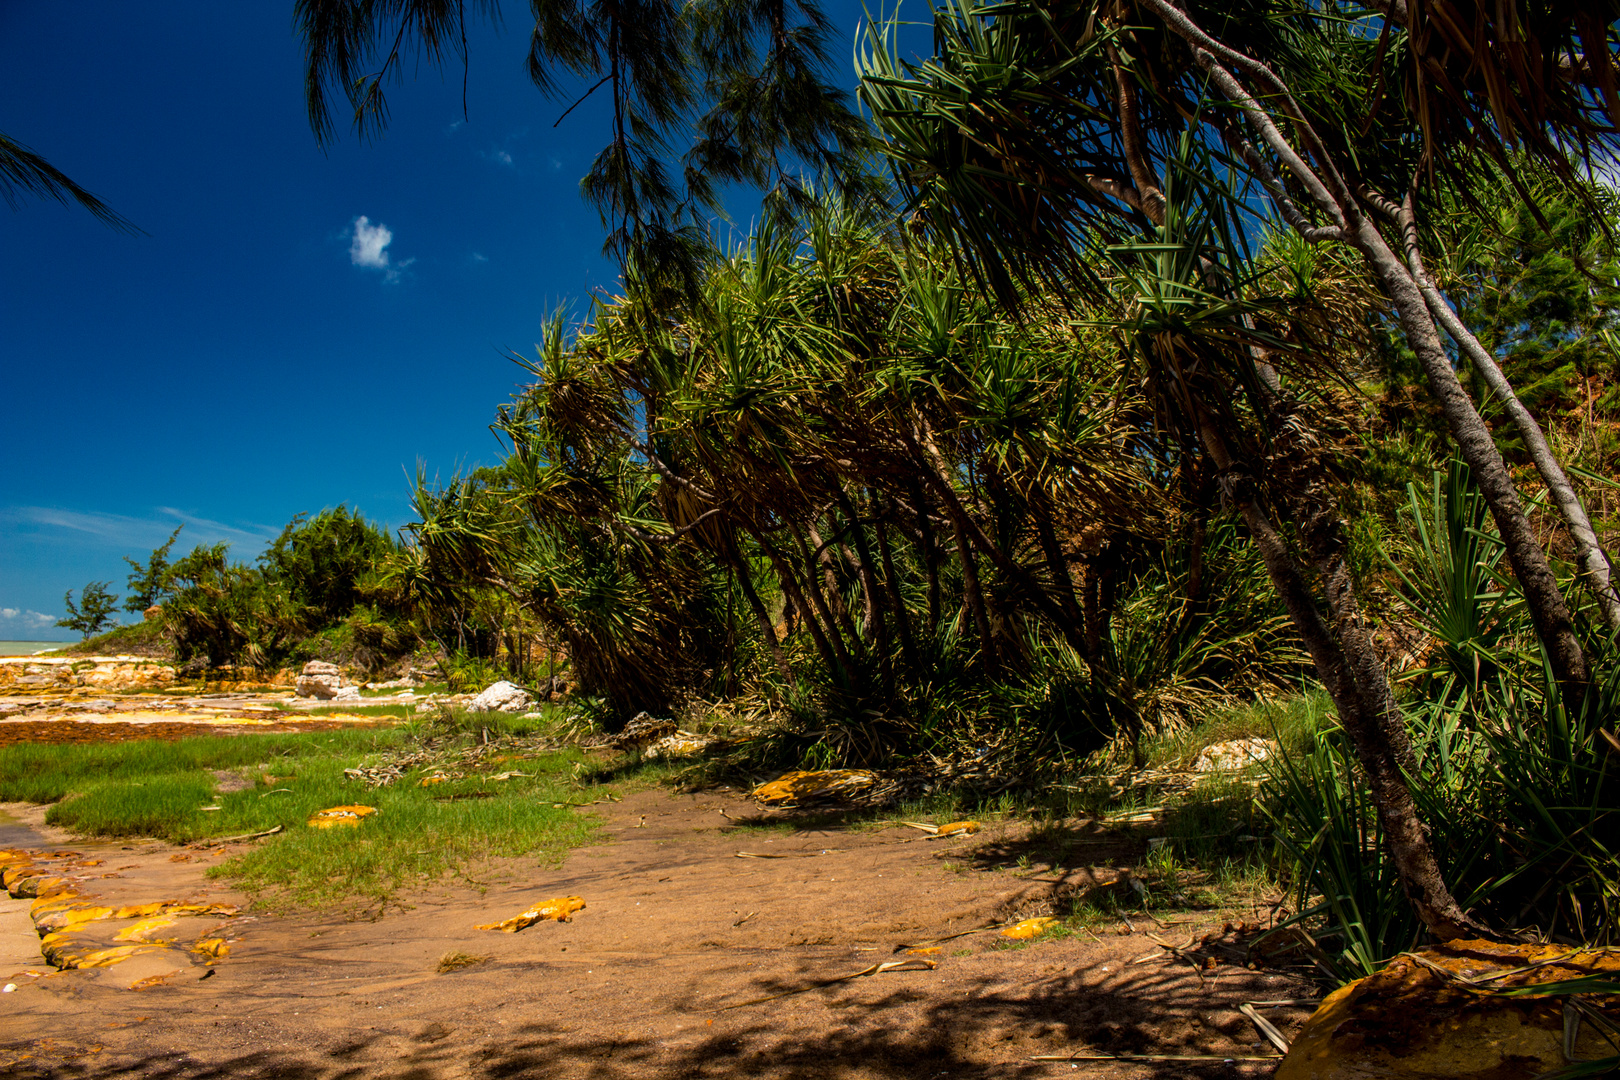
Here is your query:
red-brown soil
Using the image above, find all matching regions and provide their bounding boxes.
[0,719,383,749]
[0,790,1315,1078]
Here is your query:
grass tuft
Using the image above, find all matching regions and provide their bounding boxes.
[437,950,489,973]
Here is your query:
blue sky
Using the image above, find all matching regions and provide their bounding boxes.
[1,0,909,638]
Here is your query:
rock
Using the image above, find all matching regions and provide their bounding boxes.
[1277,939,1620,1079]
[295,660,351,700]
[0,657,175,693]
[614,711,676,751]
[1193,736,1276,772]
[142,605,163,621]
[643,732,714,760]
[468,681,533,713]
[752,769,895,808]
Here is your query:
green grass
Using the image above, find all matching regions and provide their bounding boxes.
[1140,690,1331,769]
[217,750,596,912]
[57,619,170,658]
[297,703,421,719]
[0,728,404,805]
[0,718,606,912]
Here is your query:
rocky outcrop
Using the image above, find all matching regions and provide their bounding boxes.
[0,657,176,694]
[1277,939,1620,1078]
[467,681,533,713]
[294,661,360,701]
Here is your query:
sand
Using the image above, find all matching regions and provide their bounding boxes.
[0,789,1314,1078]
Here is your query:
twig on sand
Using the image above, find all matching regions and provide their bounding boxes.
[208,824,284,844]
[1238,1002,1293,1055]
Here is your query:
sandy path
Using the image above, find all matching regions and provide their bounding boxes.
[0,790,1313,1078]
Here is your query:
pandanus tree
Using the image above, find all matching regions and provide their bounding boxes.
[857,0,1620,938]
[434,192,1302,753]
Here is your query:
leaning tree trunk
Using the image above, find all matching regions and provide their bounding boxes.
[1165,27,1592,702]
[1397,206,1620,635]
[874,501,921,675]
[730,545,792,680]
[1193,414,1486,940]
[1348,212,1591,698]
[745,524,845,683]
[833,485,897,697]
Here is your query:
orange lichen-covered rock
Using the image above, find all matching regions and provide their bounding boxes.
[32,903,115,934]
[307,805,379,828]
[13,875,72,899]
[29,892,85,916]
[752,770,881,807]
[1000,917,1058,940]
[39,932,171,970]
[114,916,180,943]
[192,938,231,961]
[1277,939,1620,1079]
[476,896,586,932]
[934,820,981,837]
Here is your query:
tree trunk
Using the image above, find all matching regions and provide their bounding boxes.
[1401,215,1620,634]
[834,485,896,697]
[909,420,1094,658]
[1179,33,1591,698]
[1030,485,1086,638]
[1082,566,1103,659]
[875,500,920,675]
[791,522,859,677]
[1196,415,1485,941]
[908,478,943,634]
[1350,212,1591,700]
[745,524,843,682]
[805,520,863,654]
[733,549,791,680]
[950,514,999,679]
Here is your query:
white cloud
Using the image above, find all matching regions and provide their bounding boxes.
[494,149,513,166]
[0,608,59,631]
[350,216,394,269]
[549,156,563,172]
[470,252,489,263]
[347,216,414,283]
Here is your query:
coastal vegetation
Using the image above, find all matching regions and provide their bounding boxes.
[30,0,1620,991]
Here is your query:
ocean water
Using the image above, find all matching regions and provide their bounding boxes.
[0,641,71,657]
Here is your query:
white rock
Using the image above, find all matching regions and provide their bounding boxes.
[296,660,352,700]
[468,680,533,714]
[1193,737,1277,772]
